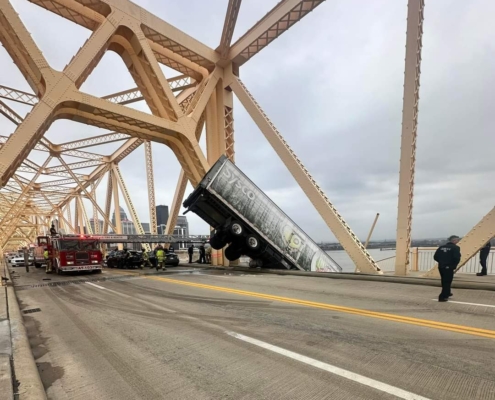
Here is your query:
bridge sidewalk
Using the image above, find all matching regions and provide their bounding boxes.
[0,262,13,400]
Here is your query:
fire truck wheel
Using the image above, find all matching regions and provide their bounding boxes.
[54,260,62,275]
[94,269,102,274]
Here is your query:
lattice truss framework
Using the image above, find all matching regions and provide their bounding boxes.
[0,0,490,273]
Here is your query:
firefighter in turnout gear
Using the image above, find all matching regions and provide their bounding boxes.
[156,246,166,271]
[434,235,461,302]
[44,249,52,273]
[141,248,152,268]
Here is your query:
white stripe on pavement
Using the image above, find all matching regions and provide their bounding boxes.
[432,299,495,308]
[226,331,431,400]
[86,282,106,289]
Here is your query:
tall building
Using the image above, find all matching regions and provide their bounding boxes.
[141,222,150,233]
[156,205,169,226]
[89,218,104,234]
[176,216,189,237]
[121,220,137,235]
[110,206,135,236]
[111,206,128,227]
[172,216,189,250]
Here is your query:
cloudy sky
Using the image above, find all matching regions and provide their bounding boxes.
[1,0,494,242]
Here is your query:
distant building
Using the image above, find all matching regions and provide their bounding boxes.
[157,224,166,235]
[89,218,104,234]
[156,205,169,226]
[176,216,189,237]
[121,220,137,235]
[141,222,150,233]
[112,206,128,227]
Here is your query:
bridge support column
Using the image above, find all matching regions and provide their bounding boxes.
[394,0,425,275]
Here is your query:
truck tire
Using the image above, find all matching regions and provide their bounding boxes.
[228,221,244,237]
[245,234,261,252]
[249,259,263,268]
[225,245,243,261]
[210,234,227,250]
[34,262,41,268]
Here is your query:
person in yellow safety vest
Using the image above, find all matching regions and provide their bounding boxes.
[43,249,52,273]
[141,248,151,269]
[156,247,166,271]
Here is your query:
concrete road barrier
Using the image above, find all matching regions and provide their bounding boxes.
[1,272,13,400]
[3,263,46,400]
[193,264,495,291]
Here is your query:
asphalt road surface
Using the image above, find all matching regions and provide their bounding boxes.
[11,266,495,399]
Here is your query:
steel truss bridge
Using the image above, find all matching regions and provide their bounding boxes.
[0,0,493,276]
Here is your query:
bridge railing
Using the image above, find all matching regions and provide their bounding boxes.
[375,256,396,272]
[375,248,495,274]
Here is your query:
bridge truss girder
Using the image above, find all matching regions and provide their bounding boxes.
[3,0,481,276]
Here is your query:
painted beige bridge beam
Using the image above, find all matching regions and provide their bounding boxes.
[28,0,105,30]
[423,207,495,277]
[112,164,151,251]
[165,112,205,236]
[57,157,116,232]
[0,5,209,188]
[395,0,425,276]
[217,0,243,59]
[0,84,38,105]
[231,76,381,274]
[229,0,325,65]
[31,0,219,68]
[0,0,54,96]
[144,141,157,234]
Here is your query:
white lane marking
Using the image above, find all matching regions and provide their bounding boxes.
[86,282,106,290]
[226,331,431,400]
[432,299,495,308]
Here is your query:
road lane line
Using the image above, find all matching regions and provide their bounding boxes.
[226,331,431,400]
[86,282,106,289]
[432,299,495,308]
[147,277,495,339]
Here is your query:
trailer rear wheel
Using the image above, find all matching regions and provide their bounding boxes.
[228,221,244,237]
[225,245,243,261]
[210,234,227,250]
[245,234,261,252]
[249,259,263,268]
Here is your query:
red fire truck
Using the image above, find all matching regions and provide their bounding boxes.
[34,234,103,274]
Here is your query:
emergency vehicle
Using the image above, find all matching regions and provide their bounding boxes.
[35,234,103,274]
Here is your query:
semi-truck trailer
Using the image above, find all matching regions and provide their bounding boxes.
[183,155,341,272]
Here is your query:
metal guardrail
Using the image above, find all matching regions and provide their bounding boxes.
[415,247,495,274]
[375,255,396,272]
[375,248,495,274]
[54,234,210,244]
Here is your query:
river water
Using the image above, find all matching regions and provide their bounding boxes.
[326,249,396,272]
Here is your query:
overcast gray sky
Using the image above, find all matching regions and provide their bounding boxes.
[1,0,494,242]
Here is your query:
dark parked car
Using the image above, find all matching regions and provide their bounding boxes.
[106,250,143,269]
[148,250,180,267]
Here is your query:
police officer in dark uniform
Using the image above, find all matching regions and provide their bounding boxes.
[434,235,461,302]
[477,240,492,276]
[188,245,194,263]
